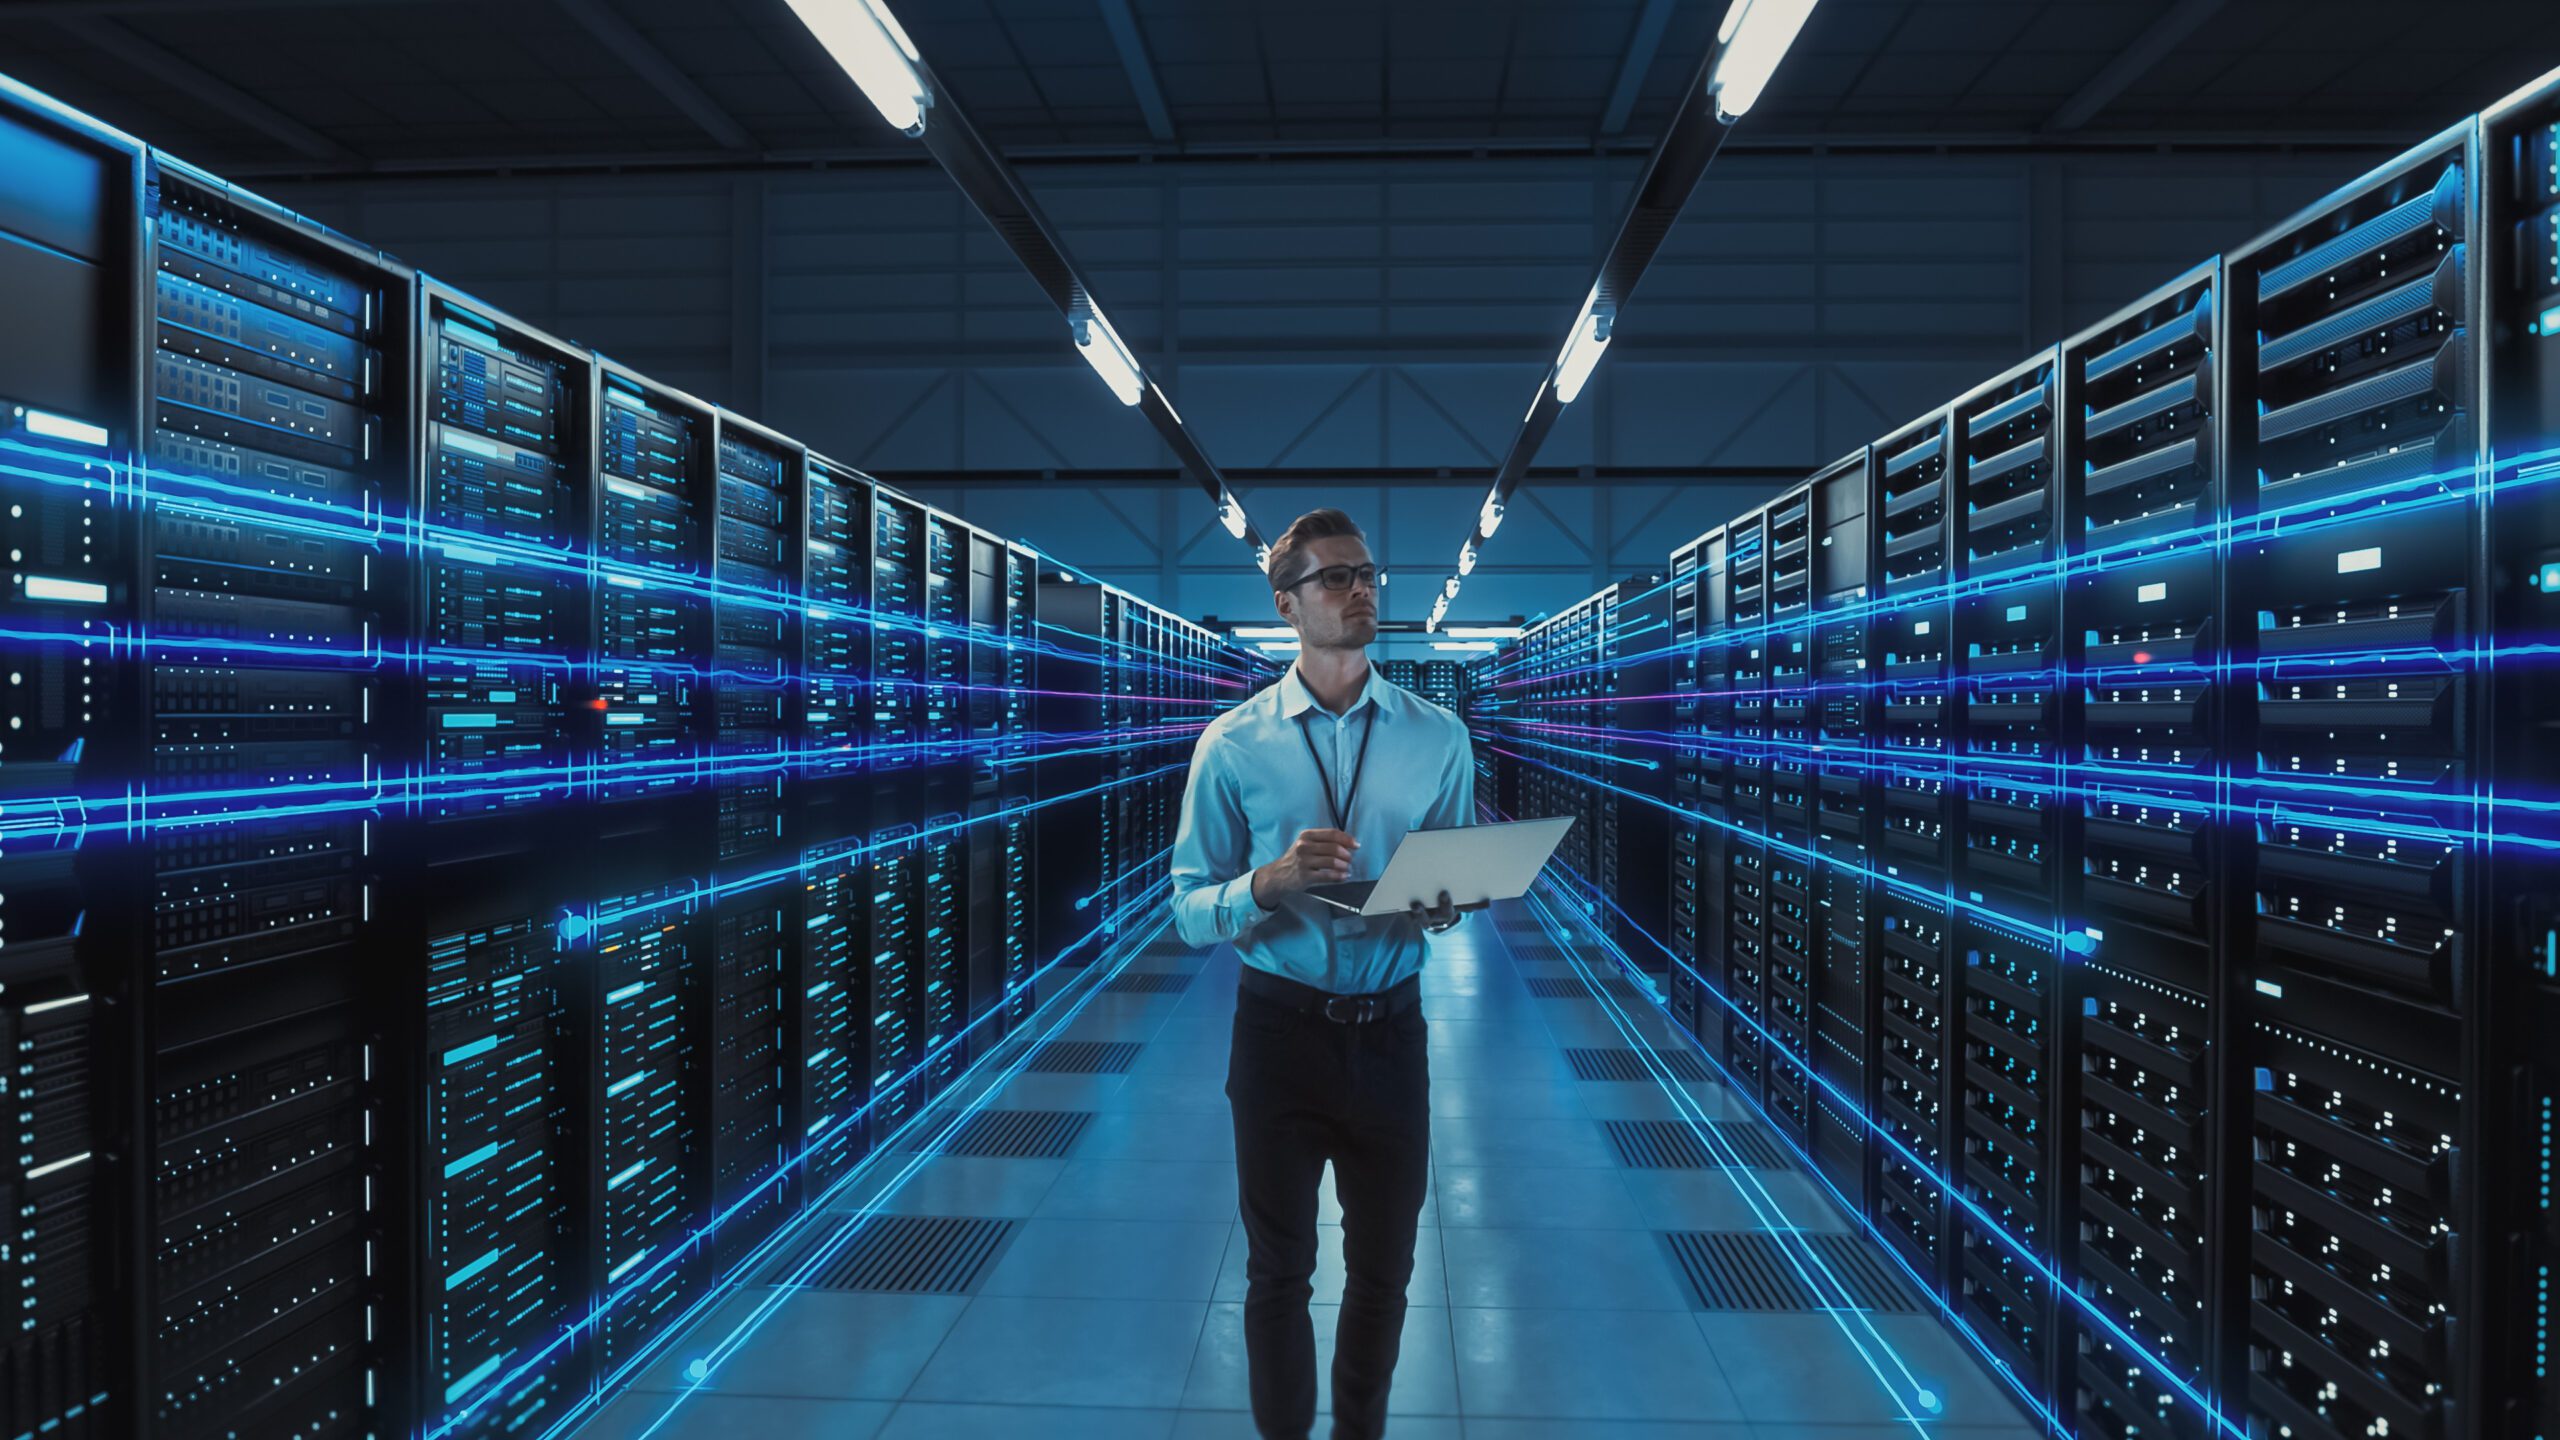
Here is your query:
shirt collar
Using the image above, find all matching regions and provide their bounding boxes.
[1279,661,1387,722]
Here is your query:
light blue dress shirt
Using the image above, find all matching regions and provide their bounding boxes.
[1168,663,1476,994]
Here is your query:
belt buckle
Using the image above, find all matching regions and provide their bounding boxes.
[1323,994,1380,1024]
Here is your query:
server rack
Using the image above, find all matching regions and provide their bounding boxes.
[1722,506,1774,1117]
[2056,260,2226,1440]
[1949,350,2066,1396]
[1808,451,1877,1213]
[2225,121,2482,1440]
[1667,525,1728,1051]
[2481,70,2560,1440]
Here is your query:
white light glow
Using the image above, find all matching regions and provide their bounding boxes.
[1441,577,1461,601]
[1478,497,1505,537]
[782,0,933,135]
[1553,289,1614,405]
[1440,627,1523,639]
[24,409,108,448]
[1231,625,1297,639]
[1457,543,1477,577]
[1072,308,1145,406]
[1431,641,1497,652]
[24,576,108,604]
[1256,544,1272,572]
[1218,497,1248,538]
[1710,0,1820,121]
[1257,640,1302,653]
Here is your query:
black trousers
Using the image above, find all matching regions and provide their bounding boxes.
[1224,975,1431,1440]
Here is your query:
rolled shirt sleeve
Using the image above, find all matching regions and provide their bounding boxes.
[1169,727,1276,948]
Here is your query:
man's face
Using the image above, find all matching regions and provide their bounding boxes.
[1276,534,1380,650]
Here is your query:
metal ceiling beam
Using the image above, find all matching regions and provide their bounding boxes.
[55,12,361,162]
[884,26,1262,559]
[1095,0,1176,145]
[555,0,755,151]
[2043,0,2231,132]
[1599,0,1679,136]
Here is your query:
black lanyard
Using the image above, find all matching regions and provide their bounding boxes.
[1300,706,1377,834]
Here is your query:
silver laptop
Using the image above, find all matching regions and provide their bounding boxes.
[1305,816,1576,917]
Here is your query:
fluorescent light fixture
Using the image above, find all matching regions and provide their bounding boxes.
[1710,0,1820,121]
[1553,289,1614,405]
[1441,627,1523,639]
[1230,625,1297,639]
[1255,544,1272,573]
[1478,496,1504,537]
[24,409,108,448]
[1441,577,1461,601]
[782,0,933,135]
[1432,641,1498,652]
[1457,543,1477,577]
[1072,308,1144,406]
[1257,640,1301,653]
[1218,497,1248,538]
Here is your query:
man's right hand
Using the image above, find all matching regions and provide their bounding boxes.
[1251,828,1360,907]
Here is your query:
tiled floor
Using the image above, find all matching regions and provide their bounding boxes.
[572,910,2040,1440]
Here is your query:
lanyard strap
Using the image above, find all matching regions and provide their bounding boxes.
[1300,706,1377,834]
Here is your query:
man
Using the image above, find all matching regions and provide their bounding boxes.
[1169,507,1477,1440]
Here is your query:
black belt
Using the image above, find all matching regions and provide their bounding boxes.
[1237,965,1421,1024]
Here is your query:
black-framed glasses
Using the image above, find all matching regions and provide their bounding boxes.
[1278,563,1386,593]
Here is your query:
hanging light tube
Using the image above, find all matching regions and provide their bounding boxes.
[1457,542,1477,577]
[1218,495,1248,538]
[1552,289,1615,405]
[1071,306,1145,406]
[1478,496,1505,537]
[782,0,933,135]
[1710,0,1821,121]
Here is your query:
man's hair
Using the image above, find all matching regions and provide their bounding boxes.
[1266,507,1366,590]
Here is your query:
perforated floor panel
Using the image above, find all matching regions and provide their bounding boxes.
[1104,971,1193,994]
[1025,1040,1144,1073]
[1602,1119,1790,1169]
[763,1215,1018,1294]
[914,1109,1093,1159]
[1566,1047,1712,1082]
[1662,1230,1925,1312]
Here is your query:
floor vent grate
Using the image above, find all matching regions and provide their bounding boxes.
[1660,1231,1927,1311]
[1526,976,1593,999]
[918,1109,1092,1159]
[765,1214,1017,1294]
[1803,1232,1925,1312]
[1026,1040,1143,1074]
[1602,1119,1789,1169]
[1508,943,1574,965]
[1104,971,1193,994]
[1566,1047,1712,1082]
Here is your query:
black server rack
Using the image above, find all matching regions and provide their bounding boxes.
[1808,451,1877,1213]
[995,544,1041,1030]
[139,157,411,1440]
[961,530,1037,1055]
[1377,658,1419,693]
[1722,506,1774,1124]
[1950,350,2065,1397]
[794,453,871,1191]
[1667,525,1727,1051]
[1608,577,1673,971]
[2482,71,2560,1440]
[2057,260,2226,1440]
[1872,406,1957,1301]
[704,413,799,1271]
[410,285,587,1440]
[2225,122,2482,1440]
[579,884,701,1374]
[1763,487,1816,1150]
[868,491,927,1128]
[1415,659,1464,712]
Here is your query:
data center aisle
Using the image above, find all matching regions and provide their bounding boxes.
[573,905,2042,1440]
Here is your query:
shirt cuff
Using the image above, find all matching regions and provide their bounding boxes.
[1219,870,1276,938]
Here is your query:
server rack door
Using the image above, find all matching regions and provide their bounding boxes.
[2225,121,2481,1440]
[2480,70,2560,1440]
[2056,260,2228,1440]
[0,87,143,1440]
[143,161,415,1440]
[1808,450,1877,1215]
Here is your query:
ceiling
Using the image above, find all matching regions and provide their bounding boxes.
[3,0,2555,177]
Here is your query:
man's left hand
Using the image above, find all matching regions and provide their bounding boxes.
[1410,890,1465,933]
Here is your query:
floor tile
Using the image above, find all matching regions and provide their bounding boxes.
[831,1155,1067,1219]
[1463,1422,1751,1440]
[1451,1307,1743,1422]
[1422,1018,1558,1049]
[1439,1226,1690,1311]
[1434,1165,1644,1229]
[1181,1302,1458,1415]
[993,1071,1131,1109]
[1213,1219,1448,1306]
[1426,1045,1576,1082]
[1692,1315,2034,1429]
[629,1288,969,1400]
[906,1296,1210,1408]
[1430,1114,1619,1169]
[575,1393,895,1440]
[1617,1168,1852,1233]
[873,1401,1178,1439]
[1577,1081,1753,1123]
[980,1217,1231,1300]
[1036,1159,1239,1222]
[1428,1076,1589,1119]
[1167,1413,1462,1439]
[1125,1040,1236,1078]
[1076,1106,1237,1163]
